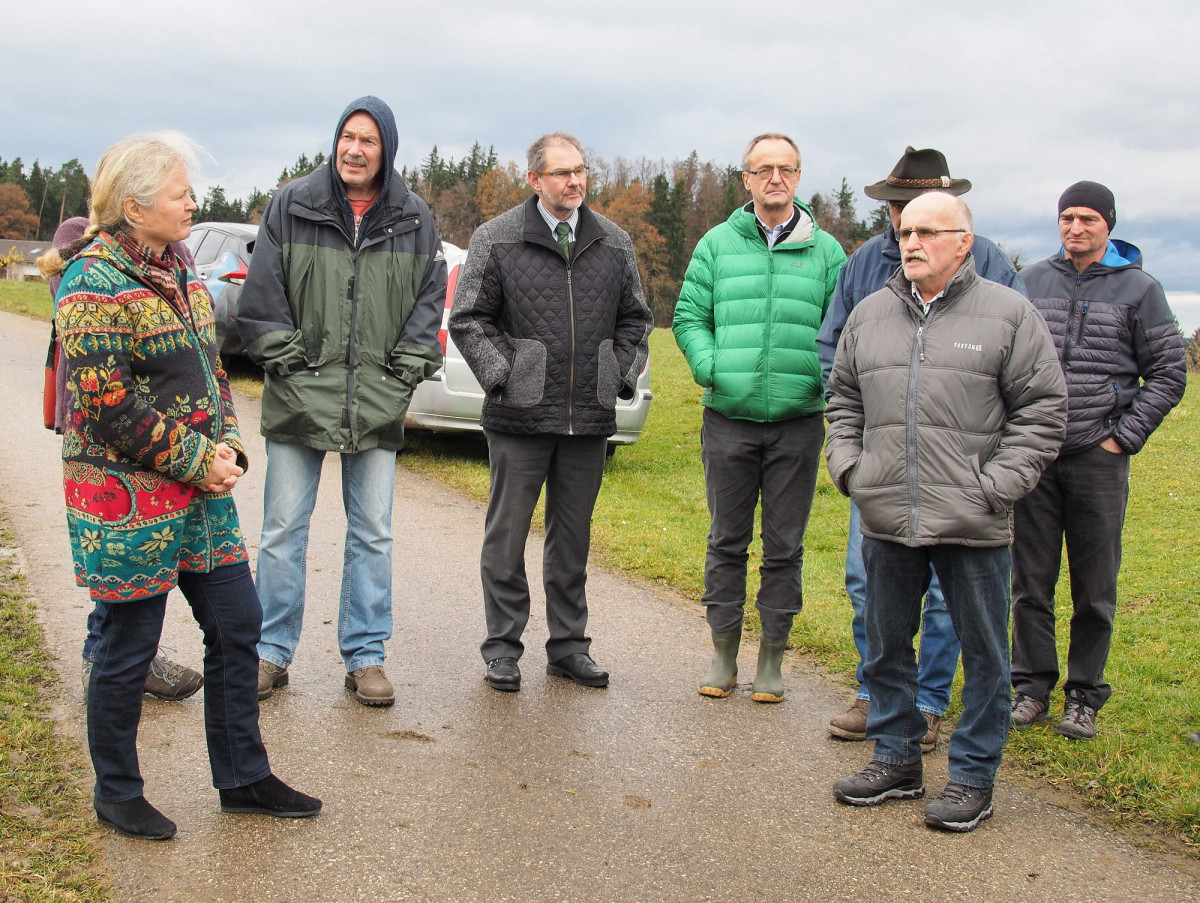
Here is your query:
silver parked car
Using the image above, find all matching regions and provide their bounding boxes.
[406,243,652,451]
[182,222,258,358]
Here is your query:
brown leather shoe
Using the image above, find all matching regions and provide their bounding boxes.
[921,712,943,754]
[828,698,869,740]
[345,665,395,706]
[257,661,289,701]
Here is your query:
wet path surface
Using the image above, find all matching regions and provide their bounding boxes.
[1,310,1195,902]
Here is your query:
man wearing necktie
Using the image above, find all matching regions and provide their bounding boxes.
[449,132,653,692]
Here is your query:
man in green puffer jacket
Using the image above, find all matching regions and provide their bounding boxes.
[673,132,846,703]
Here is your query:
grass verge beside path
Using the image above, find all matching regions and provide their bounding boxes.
[3,283,1197,853]
[0,523,111,902]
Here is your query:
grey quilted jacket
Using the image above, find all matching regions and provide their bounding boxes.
[448,197,652,436]
[1021,241,1186,456]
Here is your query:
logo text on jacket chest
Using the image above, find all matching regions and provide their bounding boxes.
[954,342,983,352]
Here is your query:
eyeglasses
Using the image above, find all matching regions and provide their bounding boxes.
[745,165,800,180]
[537,166,589,179]
[897,228,967,242]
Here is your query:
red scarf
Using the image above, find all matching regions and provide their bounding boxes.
[113,232,192,326]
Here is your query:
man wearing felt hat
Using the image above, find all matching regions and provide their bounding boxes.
[817,147,1025,752]
[1009,180,1185,741]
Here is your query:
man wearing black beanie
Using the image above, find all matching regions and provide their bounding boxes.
[1010,181,1186,740]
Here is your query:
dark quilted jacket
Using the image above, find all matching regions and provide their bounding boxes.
[1022,241,1186,456]
[448,197,652,436]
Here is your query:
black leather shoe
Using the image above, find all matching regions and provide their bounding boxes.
[486,657,521,692]
[219,774,322,818]
[546,653,609,688]
[95,796,177,840]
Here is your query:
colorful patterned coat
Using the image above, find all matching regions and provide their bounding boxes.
[55,233,250,602]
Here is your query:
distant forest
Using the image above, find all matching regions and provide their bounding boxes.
[0,145,887,326]
[3,147,1198,365]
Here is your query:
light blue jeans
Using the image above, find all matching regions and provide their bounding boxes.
[255,440,397,673]
[847,501,960,716]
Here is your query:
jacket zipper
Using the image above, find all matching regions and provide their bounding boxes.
[1063,272,1085,370]
[906,305,934,545]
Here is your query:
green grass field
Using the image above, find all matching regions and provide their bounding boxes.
[2,278,1196,886]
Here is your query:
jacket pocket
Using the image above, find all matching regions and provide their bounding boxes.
[260,366,343,439]
[596,339,619,408]
[500,338,546,408]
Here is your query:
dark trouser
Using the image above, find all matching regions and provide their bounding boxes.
[862,539,1012,789]
[479,430,607,662]
[1011,445,1130,711]
[87,562,271,802]
[699,409,823,638]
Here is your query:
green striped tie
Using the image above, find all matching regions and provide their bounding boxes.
[555,221,571,260]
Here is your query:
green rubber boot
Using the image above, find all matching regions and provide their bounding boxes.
[698,627,741,697]
[751,634,788,703]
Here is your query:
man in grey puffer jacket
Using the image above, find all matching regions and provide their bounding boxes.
[825,192,1066,833]
[1010,181,1186,741]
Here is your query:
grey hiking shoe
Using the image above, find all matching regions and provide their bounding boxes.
[1057,693,1097,740]
[833,759,924,806]
[144,654,203,700]
[924,781,994,832]
[83,654,202,701]
[1010,691,1050,728]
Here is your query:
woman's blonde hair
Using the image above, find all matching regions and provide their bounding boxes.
[39,130,199,277]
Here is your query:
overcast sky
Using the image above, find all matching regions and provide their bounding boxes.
[5,1,1199,330]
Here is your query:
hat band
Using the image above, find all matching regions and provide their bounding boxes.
[887,176,952,188]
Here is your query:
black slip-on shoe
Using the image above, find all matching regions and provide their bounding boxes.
[219,774,322,818]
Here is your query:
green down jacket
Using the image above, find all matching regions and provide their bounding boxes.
[673,201,846,422]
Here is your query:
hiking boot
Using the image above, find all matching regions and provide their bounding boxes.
[833,759,924,806]
[144,654,203,700]
[828,698,869,740]
[345,665,395,706]
[1010,691,1050,728]
[258,661,289,700]
[924,781,994,832]
[1057,693,1097,740]
[83,654,202,701]
[921,712,942,754]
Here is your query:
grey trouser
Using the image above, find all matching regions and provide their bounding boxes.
[480,430,607,662]
[699,409,824,638]
[1011,444,1130,711]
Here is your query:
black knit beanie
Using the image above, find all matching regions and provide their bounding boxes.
[1058,181,1116,231]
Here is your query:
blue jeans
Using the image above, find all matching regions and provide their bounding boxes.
[256,440,397,673]
[87,562,271,801]
[861,538,1011,789]
[846,501,960,715]
[699,409,824,638]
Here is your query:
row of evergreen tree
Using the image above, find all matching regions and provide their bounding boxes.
[1,144,891,325]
